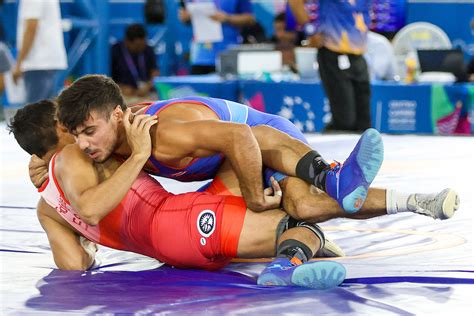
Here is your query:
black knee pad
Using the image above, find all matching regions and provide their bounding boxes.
[276,215,325,250]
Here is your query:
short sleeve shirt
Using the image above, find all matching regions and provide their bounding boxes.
[16,0,67,71]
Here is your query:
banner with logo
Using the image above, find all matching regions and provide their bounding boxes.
[154,77,473,135]
[241,80,327,132]
[371,83,433,134]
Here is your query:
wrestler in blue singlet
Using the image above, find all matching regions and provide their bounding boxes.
[144,96,307,186]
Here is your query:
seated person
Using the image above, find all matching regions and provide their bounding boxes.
[9,100,346,290]
[111,24,159,102]
[241,21,267,44]
[270,12,302,46]
[270,12,303,71]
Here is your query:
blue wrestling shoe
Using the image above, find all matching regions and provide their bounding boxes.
[325,128,384,213]
[257,258,346,290]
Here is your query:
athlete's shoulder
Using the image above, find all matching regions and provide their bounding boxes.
[129,102,153,115]
[158,105,201,122]
[153,119,186,149]
[57,144,87,161]
[55,144,92,173]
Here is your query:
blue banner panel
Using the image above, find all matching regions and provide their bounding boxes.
[371,83,433,133]
[240,80,327,132]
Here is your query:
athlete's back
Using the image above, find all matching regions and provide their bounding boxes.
[141,96,307,182]
[40,153,172,259]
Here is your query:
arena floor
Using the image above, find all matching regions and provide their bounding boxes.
[1,121,473,315]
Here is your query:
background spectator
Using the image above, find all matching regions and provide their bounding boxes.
[289,0,372,133]
[179,0,255,75]
[270,12,301,47]
[13,0,67,104]
[111,23,159,102]
[270,12,303,71]
[240,21,266,44]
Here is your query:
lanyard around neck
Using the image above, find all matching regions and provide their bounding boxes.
[121,43,146,83]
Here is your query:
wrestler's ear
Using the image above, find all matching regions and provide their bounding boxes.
[56,121,69,134]
[112,105,124,122]
[55,122,74,145]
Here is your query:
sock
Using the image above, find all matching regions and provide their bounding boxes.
[295,151,330,191]
[277,239,313,264]
[386,189,412,214]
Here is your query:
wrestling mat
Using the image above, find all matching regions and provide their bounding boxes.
[1,122,473,315]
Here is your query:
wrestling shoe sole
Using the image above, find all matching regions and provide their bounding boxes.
[257,273,287,286]
[441,189,460,219]
[291,261,346,290]
[356,128,384,184]
[257,261,346,289]
[343,129,384,213]
[315,237,346,258]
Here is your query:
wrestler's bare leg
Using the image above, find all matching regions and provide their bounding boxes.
[280,177,387,222]
[234,126,457,221]
[236,207,320,258]
[214,158,387,223]
[235,208,284,258]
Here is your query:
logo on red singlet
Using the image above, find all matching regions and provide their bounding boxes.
[197,210,216,238]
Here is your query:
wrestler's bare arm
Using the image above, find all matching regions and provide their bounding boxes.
[37,198,95,270]
[57,110,157,226]
[155,118,281,211]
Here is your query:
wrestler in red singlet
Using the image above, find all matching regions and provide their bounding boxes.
[39,153,247,270]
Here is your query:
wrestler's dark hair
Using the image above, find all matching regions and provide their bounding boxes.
[7,99,59,157]
[57,74,126,132]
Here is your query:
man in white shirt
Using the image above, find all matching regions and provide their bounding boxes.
[13,0,67,103]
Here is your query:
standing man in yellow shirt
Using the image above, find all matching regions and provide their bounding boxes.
[289,0,372,132]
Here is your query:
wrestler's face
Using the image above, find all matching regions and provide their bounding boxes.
[72,109,120,163]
